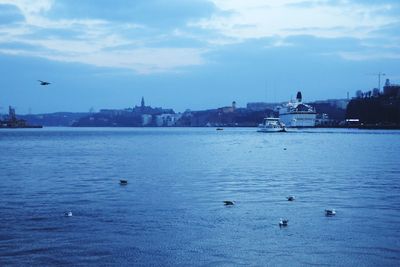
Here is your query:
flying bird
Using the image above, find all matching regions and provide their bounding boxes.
[38,80,51,85]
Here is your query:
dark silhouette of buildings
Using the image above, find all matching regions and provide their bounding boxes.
[73,97,177,127]
[346,79,400,127]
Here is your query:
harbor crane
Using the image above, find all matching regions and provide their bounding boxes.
[367,72,386,91]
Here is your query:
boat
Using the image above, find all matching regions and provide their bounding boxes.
[278,91,316,127]
[0,106,42,129]
[257,118,286,132]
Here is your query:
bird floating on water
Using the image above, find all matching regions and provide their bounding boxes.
[287,196,295,201]
[325,209,336,216]
[64,211,72,217]
[279,218,289,227]
[120,179,128,185]
[223,200,235,206]
[38,80,51,85]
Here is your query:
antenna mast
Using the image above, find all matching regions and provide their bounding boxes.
[376,72,386,90]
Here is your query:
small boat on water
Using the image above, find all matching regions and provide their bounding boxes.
[257,118,286,133]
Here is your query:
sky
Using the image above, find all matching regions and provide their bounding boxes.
[0,0,399,114]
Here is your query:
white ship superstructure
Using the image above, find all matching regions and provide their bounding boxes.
[279,92,316,127]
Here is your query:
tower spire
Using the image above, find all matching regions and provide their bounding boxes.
[141,97,145,108]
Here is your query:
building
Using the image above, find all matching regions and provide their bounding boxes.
[141,114,152,126]
[218,101,237,114]
[247,102,281,111]
[132,97,175,116]
[155,113,182,126]
[313,99,349,110]
[99,109,128,116]
[315,113,330,126]
[383,79,400,98]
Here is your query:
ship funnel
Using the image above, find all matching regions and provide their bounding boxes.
[296,91,302,102]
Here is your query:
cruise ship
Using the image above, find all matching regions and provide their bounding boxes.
[278,91,316,127]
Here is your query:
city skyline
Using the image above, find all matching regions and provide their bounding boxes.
[0,0,399,114]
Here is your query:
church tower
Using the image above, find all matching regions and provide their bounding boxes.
[141,97,145,108]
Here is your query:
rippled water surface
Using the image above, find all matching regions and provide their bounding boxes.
[1,128,400,266]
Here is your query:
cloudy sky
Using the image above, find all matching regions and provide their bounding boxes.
[0,0,399,113]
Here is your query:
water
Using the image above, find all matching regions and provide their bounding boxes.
[0,128,399,266]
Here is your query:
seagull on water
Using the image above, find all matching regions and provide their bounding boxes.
[325,209,336,216]
[223,200,235,206]
[64,211,72,217]
[287,196,295,201]
[279,218,289,227]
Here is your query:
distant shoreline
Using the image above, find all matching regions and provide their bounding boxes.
[2,125,400,130]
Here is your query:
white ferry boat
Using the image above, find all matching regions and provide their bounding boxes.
[257,118,286,132]
[278,91,316,127]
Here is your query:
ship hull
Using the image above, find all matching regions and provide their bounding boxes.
[279,113,316,127]
[257,127,286,133]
